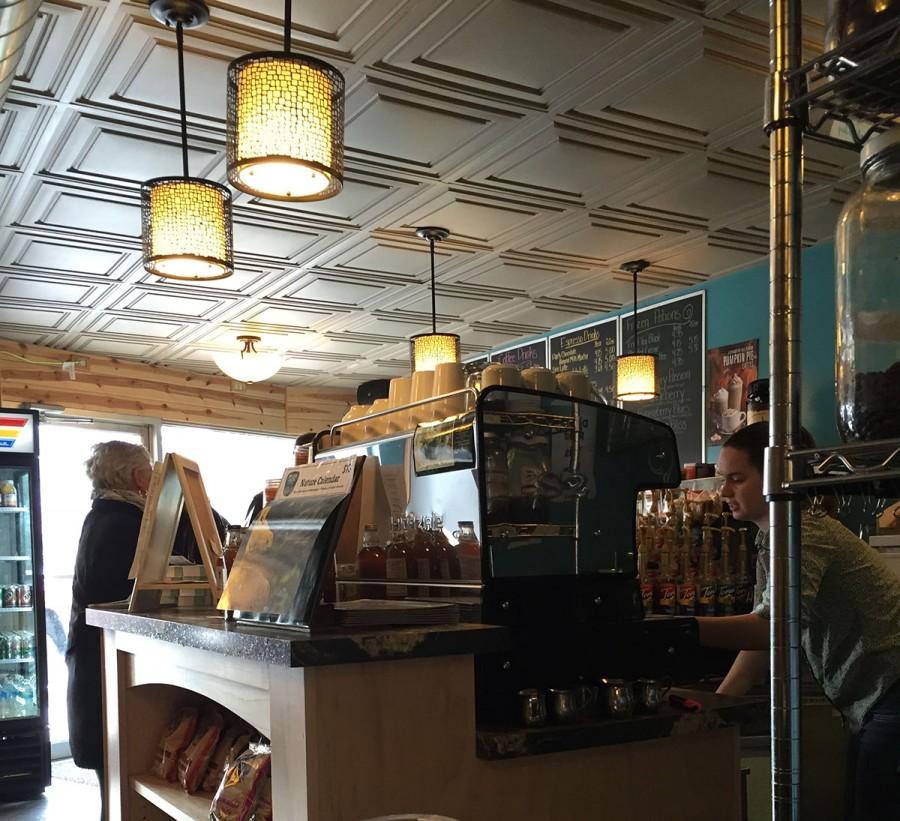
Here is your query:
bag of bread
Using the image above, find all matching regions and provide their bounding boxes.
[178,707,224,793]
[201,723,251,794]
[209,739,271,821]
[152,706,199,781]
[248,776,272,821]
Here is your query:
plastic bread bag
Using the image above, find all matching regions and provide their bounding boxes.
[248,776,272,821]
[202,723,251,794]
[177,706,224,793]
[151,706,199,781]
[209,739,271,821]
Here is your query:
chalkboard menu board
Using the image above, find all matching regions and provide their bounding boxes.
[621,292,705,464]
[490,339,548,368]
[548,317,619,404]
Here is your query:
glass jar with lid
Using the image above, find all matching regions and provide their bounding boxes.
[746,378,769,425]
[835,128,900,442]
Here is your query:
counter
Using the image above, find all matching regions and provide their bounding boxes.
[90,606,755,821]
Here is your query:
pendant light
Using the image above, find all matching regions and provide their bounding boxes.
[213,335,285,383]
[142,1,233,281]
[409,227,460,372]
[226,0,344,201]
[616,259,659,402]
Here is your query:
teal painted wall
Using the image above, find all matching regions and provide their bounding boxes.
[486,242,840,457]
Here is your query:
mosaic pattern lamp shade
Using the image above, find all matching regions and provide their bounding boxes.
[410,333,461,373]
[616,353,659,402]
[226,52,344,201]
[141,177,233,281]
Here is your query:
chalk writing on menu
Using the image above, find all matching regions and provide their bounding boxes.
[621,292,705,464]
[490,340,548,369]
[548,317,618,404]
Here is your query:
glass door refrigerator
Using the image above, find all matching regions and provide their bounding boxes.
[0,409,50,798]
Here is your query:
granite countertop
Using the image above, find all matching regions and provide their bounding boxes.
[476,688,769,760]
[86,605,508,668]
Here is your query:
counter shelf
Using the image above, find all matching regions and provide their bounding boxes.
[476,687,768,761]
[92,605,748,820]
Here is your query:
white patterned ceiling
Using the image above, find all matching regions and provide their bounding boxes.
[0,0,852,387]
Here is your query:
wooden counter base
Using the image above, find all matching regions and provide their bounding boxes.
[102,628,740,821]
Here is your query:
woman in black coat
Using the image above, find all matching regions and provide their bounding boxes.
[66,441,152,818]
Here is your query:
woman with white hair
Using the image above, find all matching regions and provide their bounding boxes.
[65,440,152,819]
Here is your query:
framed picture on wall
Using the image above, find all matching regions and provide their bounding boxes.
[707,339,759,444]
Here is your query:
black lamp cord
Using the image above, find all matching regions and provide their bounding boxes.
[284,0,291,53]
[632,268,638,354]
[430,236,437,334]
[176,22,189,178]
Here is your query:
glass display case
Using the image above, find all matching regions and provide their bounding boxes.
[0,409,50,798]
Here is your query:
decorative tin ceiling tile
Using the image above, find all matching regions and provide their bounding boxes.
[4,234,129,277]
[0,0,859,383]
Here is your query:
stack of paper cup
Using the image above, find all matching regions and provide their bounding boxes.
[408,370,434,428]
[339,404,369,444]
[433,362,466,419]
[387,376,411,432]
[363,398,391,439]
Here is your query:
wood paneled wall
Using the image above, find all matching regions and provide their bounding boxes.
[0,339,352,434]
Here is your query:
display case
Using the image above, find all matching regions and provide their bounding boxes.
[0,409,50,798]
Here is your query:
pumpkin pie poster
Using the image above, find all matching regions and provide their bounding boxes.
[707,339,758,444]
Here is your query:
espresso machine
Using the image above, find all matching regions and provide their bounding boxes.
[316,385,700,723]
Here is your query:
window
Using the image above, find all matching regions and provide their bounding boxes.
[159,424,294,525]
[39,418,151,757]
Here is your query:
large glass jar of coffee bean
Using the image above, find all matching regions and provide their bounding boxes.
[835,128,900,442]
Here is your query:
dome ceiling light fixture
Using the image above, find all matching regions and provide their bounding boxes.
[409,227,461,373]
[142,0,234,281]
[616,259,659,402]
[213,334,285,383]
[226,0,345,201]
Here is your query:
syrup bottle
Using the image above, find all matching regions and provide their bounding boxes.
[455,521,482,581]
[696,525,718,617]
[676,521,697,616]
[410,516,433,598]
[655,529,677,616]
[717,513,736,616]
[638,527,654,615]
[735,528,754,614]
[385,517,409,599]
[357,524,386,599]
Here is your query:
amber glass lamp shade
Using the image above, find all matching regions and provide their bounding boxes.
[226,52,344,201]
[410,333,461,373]
[616,353,659,402]
[142,177,233,280]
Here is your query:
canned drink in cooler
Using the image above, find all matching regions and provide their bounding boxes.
[7,632,19,659]
[16,585,31,608]
[19,632,32,659]
[1,586,16,608]
[0,633,8,660]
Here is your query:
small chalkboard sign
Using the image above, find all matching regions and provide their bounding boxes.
[548,317,619,404]
[621,292,705,464]
[490,339,548,369]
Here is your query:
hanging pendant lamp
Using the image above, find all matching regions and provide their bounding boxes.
[142,1,233,281]
[213,335,285,383]
[616,260,658,402]
[409,227,460,372]
[226,0,344,201]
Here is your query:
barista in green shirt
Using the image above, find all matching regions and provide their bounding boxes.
[696,423,900,821]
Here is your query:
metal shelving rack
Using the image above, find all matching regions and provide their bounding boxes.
[768,5,900,819]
